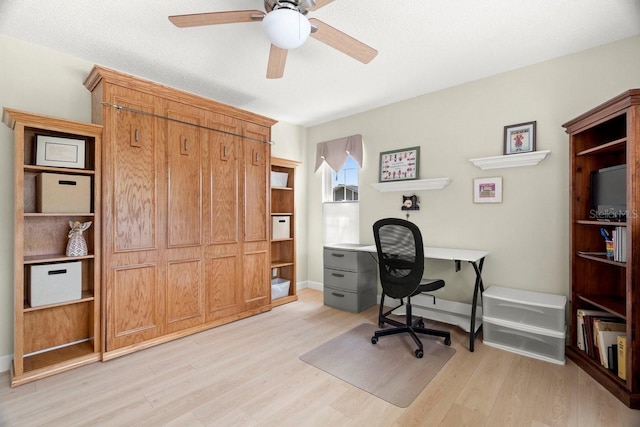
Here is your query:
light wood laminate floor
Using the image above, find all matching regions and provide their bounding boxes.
[1,289,639,426]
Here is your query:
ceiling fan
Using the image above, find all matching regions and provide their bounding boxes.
[169,0,378,79]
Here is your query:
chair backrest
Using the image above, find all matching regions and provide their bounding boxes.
[373,218,425,299]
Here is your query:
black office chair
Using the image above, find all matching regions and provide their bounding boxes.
[371,218,451,358]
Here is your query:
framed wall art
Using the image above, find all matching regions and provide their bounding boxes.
[379,146,420,182]
[35,135,86,169]
[504,121,536,155]
[473,177,502,203]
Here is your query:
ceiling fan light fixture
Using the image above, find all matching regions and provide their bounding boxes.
[262,8,311,49]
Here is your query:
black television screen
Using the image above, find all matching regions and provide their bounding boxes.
[590,164,626,221]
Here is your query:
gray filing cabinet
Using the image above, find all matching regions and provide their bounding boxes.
[323,244,377,313]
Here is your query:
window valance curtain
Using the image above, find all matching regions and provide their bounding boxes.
[314,134,363,172]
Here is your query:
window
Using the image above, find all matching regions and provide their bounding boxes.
[330,156,359,201]
[323,157,359,244]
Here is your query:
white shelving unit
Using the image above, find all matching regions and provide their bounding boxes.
[371,177,451,192]
[469,150,550,170]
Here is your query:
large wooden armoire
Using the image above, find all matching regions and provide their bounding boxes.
[84,66,276,358]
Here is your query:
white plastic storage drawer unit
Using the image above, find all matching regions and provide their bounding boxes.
[482,285,567,364]
[483,285,566,333]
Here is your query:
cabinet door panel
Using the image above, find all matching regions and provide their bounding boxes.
[243,244,269,309]
[109,88,159,252]
[205,246,243,321]
[206,114,240,245]
[108,264,160,349]
[166,258,203,332]
[166,103,203,248]
[243,124,270,243]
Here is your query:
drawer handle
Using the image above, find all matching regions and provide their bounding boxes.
[58,180,77,186]
[278,219,286,223]
[331,292,345,298]
[331,273,345,278]
[331,253,345,257]
[48,269,67,275]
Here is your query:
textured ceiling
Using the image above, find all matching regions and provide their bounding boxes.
[1,0,639,126]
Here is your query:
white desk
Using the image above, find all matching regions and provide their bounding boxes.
[358,245,489,352]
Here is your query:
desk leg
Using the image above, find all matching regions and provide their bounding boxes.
[469,258,485,352]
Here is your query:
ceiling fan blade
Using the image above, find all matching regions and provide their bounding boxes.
[307,0,335,11]
[266,44,288,79]
[169,10,264,28]
[308,18,377,64]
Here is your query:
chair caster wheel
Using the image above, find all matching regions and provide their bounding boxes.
[417,320,425,329]
[444,337,451,346]
[415,349,424,358]
[371,336,378,344]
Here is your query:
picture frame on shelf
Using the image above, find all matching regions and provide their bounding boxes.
[504,121,536,155]
[473,177,503,203]
[379,146,420,182]
[35,135,86,169]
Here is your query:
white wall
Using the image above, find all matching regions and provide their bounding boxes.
[306,35,640,303]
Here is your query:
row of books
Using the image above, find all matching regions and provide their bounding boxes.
[576,309,627,380]
[612,226,627,262]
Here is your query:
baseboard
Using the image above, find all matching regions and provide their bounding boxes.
[0,353,12,373]
[300,280,323,291]
[386,294,482,333]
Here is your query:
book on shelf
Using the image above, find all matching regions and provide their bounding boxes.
[593,319,625,368]
[612,226,627,262]
[608,345,618,373]
[581,313,621,362]
[576,309,608,351]
[617,335,627,380]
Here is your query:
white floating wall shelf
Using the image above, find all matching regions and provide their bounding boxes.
[371,177,452,192]
[469,150,550,170]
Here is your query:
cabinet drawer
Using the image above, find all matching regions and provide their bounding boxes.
[324,286,376,313]
[324,268,360,292]
[483,316,565,365]
[323,248,361,270]
[483,286,566,333]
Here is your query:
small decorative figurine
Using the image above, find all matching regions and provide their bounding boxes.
[401,195,419,211]
[66,220,92,257]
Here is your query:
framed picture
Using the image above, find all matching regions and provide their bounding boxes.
[504,121,536,155]
[473,177,502,203]
[379,146,420,182]
[36,135,86,169]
